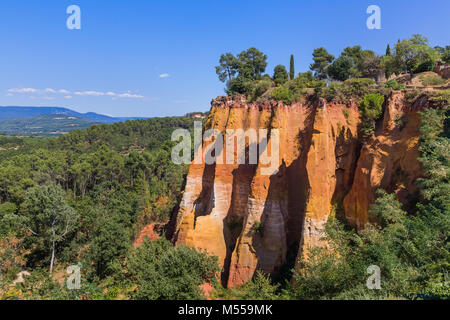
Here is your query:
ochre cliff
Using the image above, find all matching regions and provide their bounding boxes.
[173,92,427,287]
[343,92,424,228]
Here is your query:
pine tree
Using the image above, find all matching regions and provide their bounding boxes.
[290,55,295,80]
[386,44,391,56]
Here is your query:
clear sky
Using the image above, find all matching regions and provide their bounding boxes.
[0,0,448,117]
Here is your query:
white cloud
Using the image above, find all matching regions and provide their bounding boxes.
[74,91,106,96]
[8,88,39,93]
[7,87,145,99]
[159,73,170,78]
[117,93,145,99]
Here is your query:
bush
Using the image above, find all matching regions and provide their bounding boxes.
[253,221,264,236]
[413,59,435,73]
[385,80,406,90]
[359,93,385,119]
[126,238,220,300]
[308,80,327,99]
[271,86,293,103]
[317,78,382,103]
[427,89,450,107]
[226,76,254,96]
[342,78,376,97]
[421,75,446,87]
[359,93,385,138]
[248,79,273,102]
[234,272,279,300]
[322,82,344,101]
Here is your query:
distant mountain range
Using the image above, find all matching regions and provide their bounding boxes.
[0,106,147,123]
[0,106,149,137]
[0,115,96,137]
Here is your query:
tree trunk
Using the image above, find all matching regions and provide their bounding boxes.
[50,228,56,274]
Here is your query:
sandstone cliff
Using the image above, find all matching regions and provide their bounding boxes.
[173,91,428,287]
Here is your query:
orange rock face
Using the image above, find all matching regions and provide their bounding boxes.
[343,92,423,228]
[133,223,161,248]
[174,92,426,287]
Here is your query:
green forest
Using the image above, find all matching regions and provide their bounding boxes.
[0,34,449,300]
[0,117,221,300]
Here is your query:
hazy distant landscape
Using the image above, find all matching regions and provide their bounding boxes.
[0,106,149,136]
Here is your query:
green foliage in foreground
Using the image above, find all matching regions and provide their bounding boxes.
[213,272,280,300]
[22,185,79,274]
[0,117,197,299]
[125,239,220,300]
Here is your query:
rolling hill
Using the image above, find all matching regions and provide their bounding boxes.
[0,114,97,136]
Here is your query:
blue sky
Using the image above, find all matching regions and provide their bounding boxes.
[0,0,448,117]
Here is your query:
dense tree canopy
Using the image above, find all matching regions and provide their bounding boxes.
[273,65,289,85]
[310,47,335,80]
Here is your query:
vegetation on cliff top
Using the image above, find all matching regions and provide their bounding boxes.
[216,34,449,105]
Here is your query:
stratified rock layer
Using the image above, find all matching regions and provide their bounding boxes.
[174,92,426,287]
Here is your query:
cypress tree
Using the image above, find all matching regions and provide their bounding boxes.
[289,55,295,80]
[386,44,391,56]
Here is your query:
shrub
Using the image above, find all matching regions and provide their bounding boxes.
[394,114,407,131]
[413,59,435,73]
[343,107,350,120]
[359,93,385,138]
[427,89,450,107]
[421,75,446,87]
[385,79,406,90]
[342,78,376,97]
[253,221,264,236]
[405,89,422,104]
[308,80,327,99]
[234,272,279,300]
[248,79,273,102]
[322,82,344,101]
[359,93,385,119]
[226,76,254,96]
[126,238,220,300]
[271,86,293,103]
